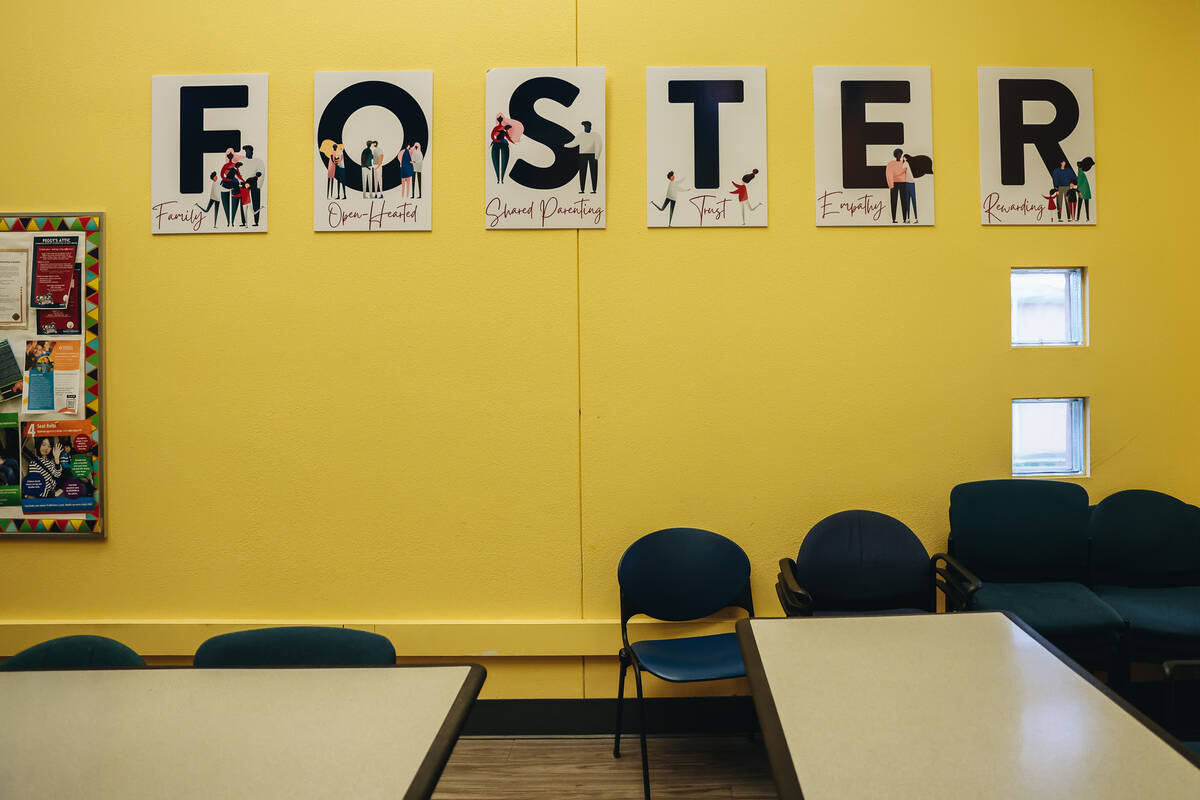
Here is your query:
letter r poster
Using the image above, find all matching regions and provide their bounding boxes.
[813,66,934,227]
[978,67,1096,225]
[646,66,767,228]
[151,74,268,234]
[484,66,606,230]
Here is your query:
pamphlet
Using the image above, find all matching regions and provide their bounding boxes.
[30,235,77,309]
[0,249,27,328]
[37,263,82,335]
[0,414,19,506]
[20,419,96,513]
[0,340,22,402]
[22,339,81,415]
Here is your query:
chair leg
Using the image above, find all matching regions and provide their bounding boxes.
[614,649,630,758]
[633,662,651,800]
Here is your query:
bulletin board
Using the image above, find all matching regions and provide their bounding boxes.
[0,213,104,538]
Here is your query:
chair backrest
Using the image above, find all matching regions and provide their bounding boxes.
[193,626,396,668]
[1090,489,1200,587]
[792,510,933,612]
[0,635,144,670]
[617,528,752,623]
[949,479,1091,583]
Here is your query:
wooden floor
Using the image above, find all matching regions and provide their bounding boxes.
[433,736,778,799]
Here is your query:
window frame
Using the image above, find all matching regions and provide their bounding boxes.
[1011,397,1089,477]
[1010,267,1086,348]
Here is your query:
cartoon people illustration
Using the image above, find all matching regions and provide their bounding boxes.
[321,140,346,199]
[370,140,384,198]
[565,120,602,194]
[400,143,415,199]
[901,153,933,224]
[1051,159,1076,222]
[490,113,519,184]
[218,149,244,228]
[410,142,424,199]
[360,139,375,199]
[333,144,346,198]
[193,171,222,228]
[240,144,265,226]
[885,149,910,224]
[649,170,689,227]
[729,169,762,225]
[1075,157,1094,221]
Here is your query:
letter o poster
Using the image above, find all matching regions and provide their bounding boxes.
[979,67,1096,225]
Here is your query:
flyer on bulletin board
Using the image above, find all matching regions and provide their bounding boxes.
[37,263,82,335]
[20,418,96,513]
[0,414,19,506]
[0,249,27,328]
[0,340,23,401]
[30,235,77,309]
[22,339,81,415]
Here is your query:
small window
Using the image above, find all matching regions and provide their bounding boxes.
[1012,398,1087,476]
[1011,268,1084,346]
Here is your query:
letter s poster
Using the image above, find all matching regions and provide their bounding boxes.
[979,67,1096,225]
[485,67,606,230]
[646,66,766,228]
[314,71,433,232]
[813,66,934,227]
[151,74,269,234]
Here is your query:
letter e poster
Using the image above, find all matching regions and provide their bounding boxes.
[485,67,606,230]
[813,66,934,227]
[979,67,1096,225]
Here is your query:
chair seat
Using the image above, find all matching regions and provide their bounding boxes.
[630,633,745,683]
[970,582,1125,636]
[813,608,928,617]
[1094,585,1200,639]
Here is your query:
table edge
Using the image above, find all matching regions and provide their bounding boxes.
[404,662,487,800]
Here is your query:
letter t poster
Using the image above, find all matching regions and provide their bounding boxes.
[646,66,767,228]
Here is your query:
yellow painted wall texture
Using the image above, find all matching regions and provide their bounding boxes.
[1,0,1197,698]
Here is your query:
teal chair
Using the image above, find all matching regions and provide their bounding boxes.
[0,635,144,669]
[193,626,396,667]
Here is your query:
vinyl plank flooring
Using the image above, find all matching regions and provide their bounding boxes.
[433,736,777,800]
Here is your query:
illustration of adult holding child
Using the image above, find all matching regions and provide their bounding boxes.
[490,113,523,184]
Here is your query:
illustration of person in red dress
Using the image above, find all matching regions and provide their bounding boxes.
[729,169,762,225]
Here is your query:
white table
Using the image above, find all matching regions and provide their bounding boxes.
[736,612,1200,799]
[0,663,484,799]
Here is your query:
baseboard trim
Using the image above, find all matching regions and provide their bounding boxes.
[462,696,760,737]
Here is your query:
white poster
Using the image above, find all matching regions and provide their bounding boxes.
[813,66,934,227]
[151,74,268,234]
[646,66,767,228]
[979,67,1096,225]
[484,67,606,230]
[314,71,433,232]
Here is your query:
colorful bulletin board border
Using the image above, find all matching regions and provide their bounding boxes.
[0,214,104,538]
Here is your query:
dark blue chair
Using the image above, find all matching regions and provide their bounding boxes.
[193,626,396,667]
[776,509,978,616]
[949,479,1126,674]
[613,528,753,800]
[1165,660,1200,757]
[0,635,144,669]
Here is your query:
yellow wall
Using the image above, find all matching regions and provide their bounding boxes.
[1,0,1196,698]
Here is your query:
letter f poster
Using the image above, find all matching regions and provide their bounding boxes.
[978,67,1096,225]
[485,67,606,229]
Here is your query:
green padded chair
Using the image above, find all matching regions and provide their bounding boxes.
[0,635,145,669]
[1091,490,1200,666]
[193,626,396,667]
[949,480,1125,674]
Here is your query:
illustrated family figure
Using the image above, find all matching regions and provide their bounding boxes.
[649,167,763,225]
[194,146,266,229]
[1044,157,1095,222]
[490,114,603,193]
[884,149,933,224]
[319,138,424,200]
